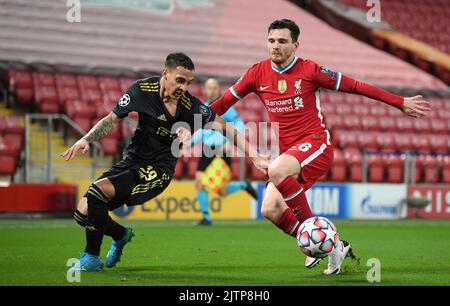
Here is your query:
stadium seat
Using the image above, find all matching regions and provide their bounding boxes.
[384,155,404,183]
[360,116,380,131]
[324,114,344,131]
[357,132,378,152]
[442,156,450,184]
[379,117,397,132]
[393,133,413,152]
[119,78,135,92]
[420,155,441,183]
[2,134,23,158]
[336,130,359,150]
[0,155,17,175]
[367,155,385,182]
[397,117,418,133]
[413,119,432,134]
[430,119,448,134]
[173,159,184,180]
[65,100,96,119]
[98,76,121,93]
[343,115,362,130]
[376,133,396,153]
[412,136,431,154]
[329,148,346,181]
[8,70,33,106]
[32,72,55,87]
[100,137,119,156]
[55,73,78,89]
[77,75,99,90]
[344,148,363,182]
[429,135,448,154]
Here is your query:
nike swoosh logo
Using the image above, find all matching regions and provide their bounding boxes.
[259,85,271,90]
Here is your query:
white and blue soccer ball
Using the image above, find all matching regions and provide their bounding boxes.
[297,216,339,258]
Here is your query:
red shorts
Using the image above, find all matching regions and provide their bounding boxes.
[284,137,334,191]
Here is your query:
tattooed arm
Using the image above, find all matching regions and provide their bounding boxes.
[61,112,121,161]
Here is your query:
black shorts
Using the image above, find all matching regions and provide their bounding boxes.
[87,159,172,211]
[197,154,231,172]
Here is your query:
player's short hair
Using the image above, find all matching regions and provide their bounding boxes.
[165,52,195,71]
[268,19,300,42]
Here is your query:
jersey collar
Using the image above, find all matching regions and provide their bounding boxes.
[271,56,298,74]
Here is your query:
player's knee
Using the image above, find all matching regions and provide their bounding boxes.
[267,164,287,186]
[261,199,279,220]
[74,209,87,227]
[87,183,110,209]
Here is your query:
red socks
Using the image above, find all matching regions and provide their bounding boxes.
[275,176,314,236]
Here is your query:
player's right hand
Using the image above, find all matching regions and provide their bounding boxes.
[60,138,90,161]
[401,95,431,118]
[251,153,272,176]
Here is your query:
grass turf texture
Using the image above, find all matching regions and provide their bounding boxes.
[0,219,449,286]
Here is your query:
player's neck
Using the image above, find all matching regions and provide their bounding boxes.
[271,54,296,70]
[160,77,179,105]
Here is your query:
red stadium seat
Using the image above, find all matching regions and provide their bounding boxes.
[343,115,362,130]
[173,159,184,180]
[55,73,78,89]
[336,130,359,150]
[393,133,413,152]
[100,137,119,156]
[58,87,80,105]
[367,155,385,182]
[413,119,431,134]
[384,155,404,183]
[119,77,135,92]
[412,136,431,154]
[0,155,17,175]
[430,119,448,134]
[344,148,363,182]
[77,75,99,90]
[420,155,441,183]
[330,148,346,181]
[429,135,448,154]
[376,133,396,153]
[357,132,378,152]
[0,116,24,136]
[361,116,380,131]
[378,117,396,132]
[98,76,120,93]
[324,114,344,131]
[395,117,414,133]
[32,72,55,87]
[442,156,450,184]
[65,100,96,119]
[2,134,23,158]
[9,70,33,106]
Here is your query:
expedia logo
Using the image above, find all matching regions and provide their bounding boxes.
[112,196,223,220]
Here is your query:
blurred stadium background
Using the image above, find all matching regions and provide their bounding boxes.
[0,0,449,285]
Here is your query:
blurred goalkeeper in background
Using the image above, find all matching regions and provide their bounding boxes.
[192,78,258,225]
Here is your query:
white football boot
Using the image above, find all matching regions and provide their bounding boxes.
[305,256,322,269]
[322,240,352,275]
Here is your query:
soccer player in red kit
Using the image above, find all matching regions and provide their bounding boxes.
[210,19,431,274]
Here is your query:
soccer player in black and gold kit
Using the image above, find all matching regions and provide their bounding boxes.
[62,53,269,272]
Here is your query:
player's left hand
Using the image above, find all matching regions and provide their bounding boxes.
[176,127,192,147]
[401,95,431,118]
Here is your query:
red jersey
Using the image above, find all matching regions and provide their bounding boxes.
[210,56,404,153]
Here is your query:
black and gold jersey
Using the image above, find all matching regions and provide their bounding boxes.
[112,76,216,174]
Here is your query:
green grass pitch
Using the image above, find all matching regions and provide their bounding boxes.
[0,219,449,286]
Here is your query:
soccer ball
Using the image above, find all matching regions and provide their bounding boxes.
[297,216,339,258]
